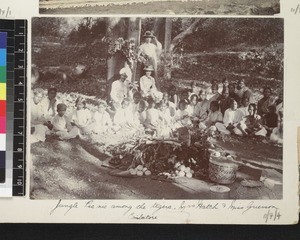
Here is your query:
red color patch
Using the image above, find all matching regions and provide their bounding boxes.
[0,100,6,116]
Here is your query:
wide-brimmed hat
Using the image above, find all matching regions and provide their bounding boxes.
[143,31,155,38]
[143,65,154,71]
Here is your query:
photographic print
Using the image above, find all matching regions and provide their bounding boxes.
[30,17,283,200]
[39,0,280,15]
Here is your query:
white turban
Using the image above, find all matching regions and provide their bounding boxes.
[119,67,132,82]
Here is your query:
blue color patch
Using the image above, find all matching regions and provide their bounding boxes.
[0,49,7,66]
[0,32,7,48]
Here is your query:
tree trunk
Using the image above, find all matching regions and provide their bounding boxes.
[127,18,141,83]
[106,18,126,85]
[164,18,172,81]
[153,18,165,44]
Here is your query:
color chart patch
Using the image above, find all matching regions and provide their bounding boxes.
[0,32,7,184]
[0,19,27,197]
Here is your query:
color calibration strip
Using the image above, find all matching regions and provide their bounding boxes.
[0,32,7,185]
[0,19,27,197]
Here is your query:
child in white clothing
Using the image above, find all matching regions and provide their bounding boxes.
[71,97,92,134]
[145,98,160,131]
[52,103,79,140]
[92,100,113,134]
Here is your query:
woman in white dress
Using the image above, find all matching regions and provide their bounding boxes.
[139,65,162,101]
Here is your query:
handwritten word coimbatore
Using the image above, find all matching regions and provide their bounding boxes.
[129,213,158,220]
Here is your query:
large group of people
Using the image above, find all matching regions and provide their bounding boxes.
[31,63,283,146]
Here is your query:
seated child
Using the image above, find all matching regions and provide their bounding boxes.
[188,81,200,100]
[174,99,193,129]
[114,98,138,127]
[42,87,59,121]
[131,91,142,114]
[237,103,267,137]
[186,94,199,118]
[219,87,231,115]
[228,83,241,105]
[270,110,283,145]
[207,81,220,101]
[71,97,92,134]
[236,97,250,122]
[168,85,179,109]
[262,105,278,137]
[220,77,229,94]
[215,99,242,135]
[52,103,79,140]
[31,88,50,143]
[92,100,113,134]
[199,101,223,129]
[137,100,148,126]
[162,91,176,117]
[179,89,190,102]
[157,101,173,138]
[194,90,210,121]
[144,97,160,131]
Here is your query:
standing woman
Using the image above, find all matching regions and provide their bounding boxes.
[138,31,162,81]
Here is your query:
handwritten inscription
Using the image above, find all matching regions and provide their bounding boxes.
[50,199,79,216]
[0,7,12,18]
[49,199,282,223]
[263,209,281,223]
[291,4,300,14]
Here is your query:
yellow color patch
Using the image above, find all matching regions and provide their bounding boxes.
[0,83,6,100]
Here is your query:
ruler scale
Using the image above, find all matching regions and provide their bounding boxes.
[0,19,27,196]
[0,32,7,185]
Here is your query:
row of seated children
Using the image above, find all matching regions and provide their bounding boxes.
[32,83,282,144]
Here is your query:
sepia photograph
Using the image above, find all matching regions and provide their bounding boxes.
[39,0,280,15]
[30,17,283,200]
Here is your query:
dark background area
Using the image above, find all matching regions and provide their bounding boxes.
[1,219,300,240]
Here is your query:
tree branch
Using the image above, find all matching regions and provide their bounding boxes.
[170,18,203,52]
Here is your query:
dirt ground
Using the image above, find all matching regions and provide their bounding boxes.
[30,134,282,200]
[39,0,280,15]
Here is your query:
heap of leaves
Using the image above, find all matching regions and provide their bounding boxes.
[109,129,212,176]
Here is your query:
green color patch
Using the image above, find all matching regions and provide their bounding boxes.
[0,66,6,83]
